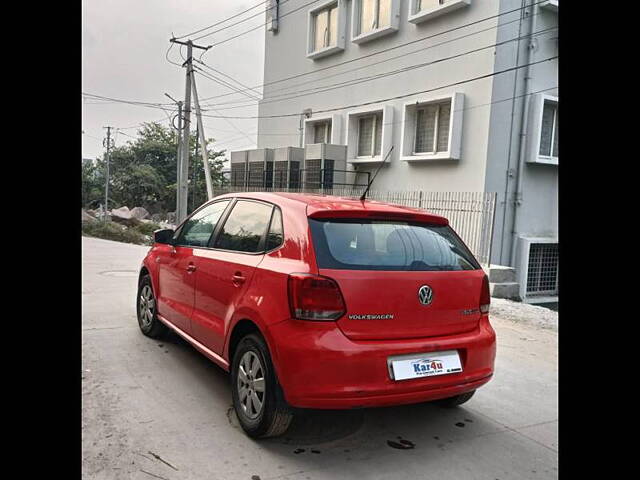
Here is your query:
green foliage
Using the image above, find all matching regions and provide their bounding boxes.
[130,221,164,237]
[82,122,227,214]
[82,220,150,245]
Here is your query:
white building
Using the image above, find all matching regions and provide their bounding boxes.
[243,0,558,301]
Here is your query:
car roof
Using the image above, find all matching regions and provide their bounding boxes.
[214,192,448,225]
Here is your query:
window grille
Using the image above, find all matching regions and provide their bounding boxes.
[526,243,559,296]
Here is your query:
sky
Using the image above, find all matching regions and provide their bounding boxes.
[82,0,266,164]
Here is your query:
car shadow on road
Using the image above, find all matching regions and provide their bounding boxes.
[157,328,495,460]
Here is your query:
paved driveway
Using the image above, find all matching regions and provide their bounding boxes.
[82,236,558,480]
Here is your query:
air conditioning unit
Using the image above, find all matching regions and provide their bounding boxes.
[303,143,347,189]
[273,146,304,189]
[515,236,559,303]
[247,148,275,188]
[230,150,248,188]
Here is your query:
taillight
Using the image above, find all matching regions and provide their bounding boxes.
[480,274,490,314]
[288,273,346,321]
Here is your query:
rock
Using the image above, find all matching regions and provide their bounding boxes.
[110,206,140,227]
[130,207,150,220]
[82,209,97,223]
[151,213,164,223]
[166,211,176,224]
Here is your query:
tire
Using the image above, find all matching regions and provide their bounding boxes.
[136,274,168,339]
[436,390,476,408]
[231,333,293,438]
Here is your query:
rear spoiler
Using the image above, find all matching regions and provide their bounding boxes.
[307,208,448,226]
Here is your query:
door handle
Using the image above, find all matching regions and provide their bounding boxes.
[232,272,246,286]
[186,263,197,273]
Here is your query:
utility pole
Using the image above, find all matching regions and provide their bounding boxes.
[169,37,211,223]
[165,93,183,221]
[191,73,214,200]
[102,126,114,221]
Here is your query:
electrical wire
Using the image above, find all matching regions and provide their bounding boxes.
[197,0,547,103]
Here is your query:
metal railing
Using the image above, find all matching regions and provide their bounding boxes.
[212,185,497,265]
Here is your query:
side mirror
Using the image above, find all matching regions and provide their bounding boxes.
[153,228,175,245]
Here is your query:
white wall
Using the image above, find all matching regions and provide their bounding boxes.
[257,0,501,192]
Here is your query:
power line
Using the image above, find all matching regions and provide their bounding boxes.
[197,0,546,103]
[199,25,557,112]
[200,11,551,109]
[173,0,271,41]
[193,59,262,99]
[198,55,557,120]
[206,0,322,48]
[193,66,262,102]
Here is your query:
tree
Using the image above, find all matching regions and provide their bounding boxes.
[81,122,227,214]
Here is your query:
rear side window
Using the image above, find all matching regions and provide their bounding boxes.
[309,218,480,271]
[213,200,273,253]
[266,208,284,251]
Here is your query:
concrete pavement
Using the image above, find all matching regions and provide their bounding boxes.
[82,236,558,480]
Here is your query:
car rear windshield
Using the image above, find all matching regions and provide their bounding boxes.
[309,218,480,271]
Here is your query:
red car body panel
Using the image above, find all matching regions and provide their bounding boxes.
[141,192,496,409]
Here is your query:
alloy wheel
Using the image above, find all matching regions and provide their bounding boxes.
[237,351,265,419]
[139,284,155,328]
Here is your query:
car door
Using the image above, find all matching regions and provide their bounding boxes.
[191,199,276,354]
[156,200,231,334]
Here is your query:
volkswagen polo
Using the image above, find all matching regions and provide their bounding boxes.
[137,192,496,438]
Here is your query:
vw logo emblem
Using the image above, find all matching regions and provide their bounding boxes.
[418,285,433,305]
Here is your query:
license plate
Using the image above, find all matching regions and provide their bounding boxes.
[389,350,463,381]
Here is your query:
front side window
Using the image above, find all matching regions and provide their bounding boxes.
[309,218,479,271]
[357,113,383,157]
[414,100,451,154]
[176,200,230,247]
[313,3,338,51]
[539,101,558,158]
[359,0,391,34]
[213,200,274,253]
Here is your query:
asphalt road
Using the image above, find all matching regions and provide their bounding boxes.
[82,236,558,480]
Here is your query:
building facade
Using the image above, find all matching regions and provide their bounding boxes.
[247,0,558,301]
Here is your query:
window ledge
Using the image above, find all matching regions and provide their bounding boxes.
[408,0,471,25]
[402,152,456,162]
[307,45,343,60]
[528,155,558,166]
[349,156,384,164]
[352,25,398,44]
[540,0,558,12]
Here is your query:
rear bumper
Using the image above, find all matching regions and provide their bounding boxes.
[268,315,496,409]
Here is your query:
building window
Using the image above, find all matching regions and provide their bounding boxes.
[408,0,470,25]
[313,4,338,51]
[357,113,383,157]
[313,121,332,144]
[304,114,342,144]
[352,0,399,44]
[347,105,393,163]
[527,93,558,165]
[400,93,463,161]
[307,1,346,59]
[360,0,391,34]
[539,100,558,159]
[414,101,451,154]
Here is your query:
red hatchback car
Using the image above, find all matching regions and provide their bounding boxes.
[137,192,496,438]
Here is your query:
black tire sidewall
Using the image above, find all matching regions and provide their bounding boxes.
[231,333,281,437]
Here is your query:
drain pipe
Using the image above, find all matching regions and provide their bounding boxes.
[509,0,538,267]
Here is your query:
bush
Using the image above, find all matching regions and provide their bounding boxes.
[130,221,163,237]
[82,220,150,245]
